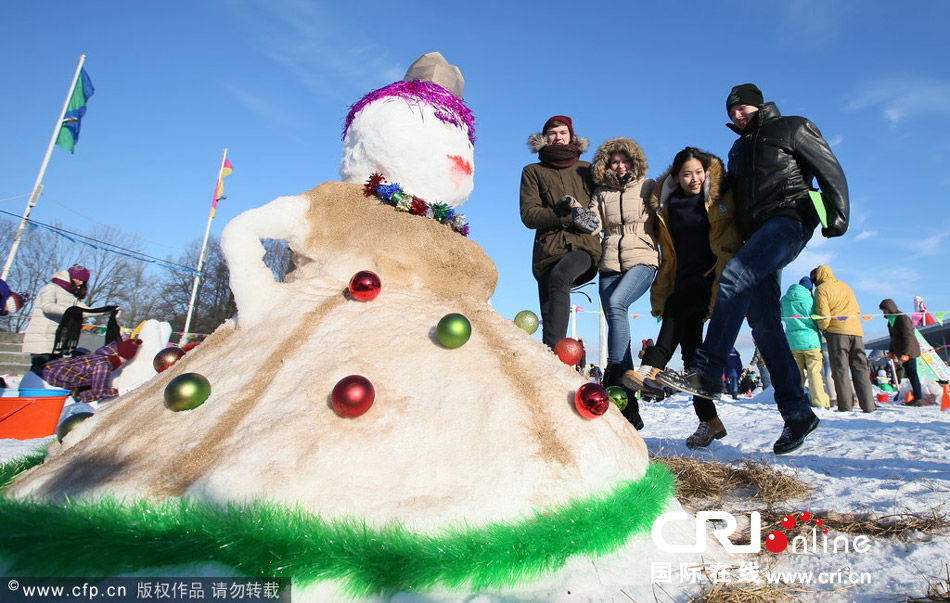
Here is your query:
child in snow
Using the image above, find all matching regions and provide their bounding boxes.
[40,338,142,403]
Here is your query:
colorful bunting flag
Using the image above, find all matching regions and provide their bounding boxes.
[55,68,94,153]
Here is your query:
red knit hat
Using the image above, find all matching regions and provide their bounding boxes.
[543,115,575,139]
[68,264,90,282]
[116,338,143,361]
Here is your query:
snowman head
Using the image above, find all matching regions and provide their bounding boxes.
[339,79,475,209]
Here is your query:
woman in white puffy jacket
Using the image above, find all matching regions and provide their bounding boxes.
[21,265,89,354]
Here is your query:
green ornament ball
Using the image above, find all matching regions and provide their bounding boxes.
[436,313,472,349]
[56,411,95,443]
[164,372,212,412]
[605,386,628,411]
[514,310,539,335]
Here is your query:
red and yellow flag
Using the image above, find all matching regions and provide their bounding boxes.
[210,158,233,218]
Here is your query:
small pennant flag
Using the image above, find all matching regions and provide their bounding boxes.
[210,158,233,218]
[862,314,873,322]
[55,68,95,153]
[936,311,947,325]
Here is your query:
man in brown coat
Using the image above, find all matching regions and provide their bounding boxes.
[520,115,602,349]
[812,265,875,412]
[879,298,923,405]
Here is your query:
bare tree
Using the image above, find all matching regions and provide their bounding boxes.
[60,225,143,310]
[154,236,234,339]
[262,238,292,282]
[111,261,165,327]
[0,218,70,332]
[0,218,171,333]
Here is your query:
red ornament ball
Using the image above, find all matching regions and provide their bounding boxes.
[153,347,186,373]
[554,337,584,365]
[781,514,796,530]
[765,531,788,553]
[348,271,381,302]
[799,511,811,523]
[816,518,823,527]
[574,383,610,419]
[331,375,375,418]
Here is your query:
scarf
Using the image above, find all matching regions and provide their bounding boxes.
[52,278,74,293]
[538,144,580,168]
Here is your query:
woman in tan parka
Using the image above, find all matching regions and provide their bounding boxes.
[622,147,742,447]
[572,138,657,429]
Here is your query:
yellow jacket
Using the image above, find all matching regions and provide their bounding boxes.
[812,265,863,336]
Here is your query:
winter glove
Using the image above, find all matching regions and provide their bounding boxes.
[554,195,575,217]
[899,355,910,363]
[571,206,600,233]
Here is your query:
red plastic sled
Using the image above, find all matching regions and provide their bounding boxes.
[0,395,69,440]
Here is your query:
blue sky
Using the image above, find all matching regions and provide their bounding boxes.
[2,1,949,366]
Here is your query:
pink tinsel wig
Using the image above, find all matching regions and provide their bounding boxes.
[342,80,476,145]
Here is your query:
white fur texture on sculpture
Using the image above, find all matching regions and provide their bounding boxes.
[339,53,475,209]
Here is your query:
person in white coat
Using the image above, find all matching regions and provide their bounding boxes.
[21,264,90,354]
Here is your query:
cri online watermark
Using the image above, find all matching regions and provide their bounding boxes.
[652,510,872,554]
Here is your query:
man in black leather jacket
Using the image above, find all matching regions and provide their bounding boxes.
[658,83,849,455]
[727,94,849,240]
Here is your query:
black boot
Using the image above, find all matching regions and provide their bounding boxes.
[621,396,644,430]
[601,363,625,388]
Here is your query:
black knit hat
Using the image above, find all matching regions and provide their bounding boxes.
[726,83,764,111]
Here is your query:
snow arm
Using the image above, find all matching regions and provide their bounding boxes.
[220,195,311,328]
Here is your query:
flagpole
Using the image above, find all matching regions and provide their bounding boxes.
[182,148,228,342]
[1,55,86,281]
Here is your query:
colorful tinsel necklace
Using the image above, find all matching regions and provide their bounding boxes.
[363,173,469,237]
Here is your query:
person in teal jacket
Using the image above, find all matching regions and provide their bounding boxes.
[780,278,830,408]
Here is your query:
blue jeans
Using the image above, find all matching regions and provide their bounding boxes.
[599,265,656,369]
[693,217,815,422]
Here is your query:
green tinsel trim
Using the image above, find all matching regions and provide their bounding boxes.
[430,202,450,222]
[0,462,673,598]
[0,446,47,491]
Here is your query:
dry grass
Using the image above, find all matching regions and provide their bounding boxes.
[653,455,809,506]
[905,564,950,602]
[689,580,799,602]
[755,509,950,538]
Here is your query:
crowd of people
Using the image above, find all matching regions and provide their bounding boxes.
[519,81,936,456]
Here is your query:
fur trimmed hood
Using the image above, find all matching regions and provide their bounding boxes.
[526,132,590,154]
[648,153,726,213]
[590,138,648,187]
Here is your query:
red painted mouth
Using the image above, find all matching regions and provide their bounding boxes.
[448,155,472,175]
[448,155,472,189]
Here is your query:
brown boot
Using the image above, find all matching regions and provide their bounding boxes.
[622,365,663,396]
[685,417,727,450]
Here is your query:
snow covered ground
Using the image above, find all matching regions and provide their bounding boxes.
[639,386,950,601]
[2,387,948,602]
